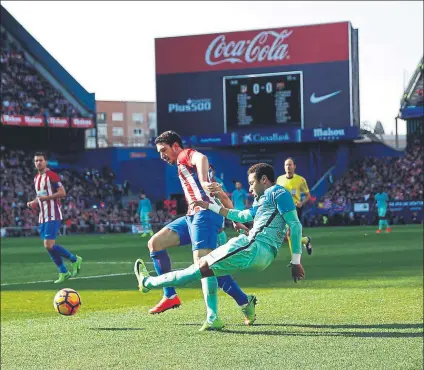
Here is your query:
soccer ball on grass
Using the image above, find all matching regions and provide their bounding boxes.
[53,288,81,316]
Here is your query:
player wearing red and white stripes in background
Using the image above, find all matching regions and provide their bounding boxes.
[134,131,256,332]
[26,152,82,284]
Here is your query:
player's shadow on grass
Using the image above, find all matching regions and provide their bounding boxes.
[221,330,423,338]
[249,323,423,330]
[177,323,423,338]
[89,328,144,331]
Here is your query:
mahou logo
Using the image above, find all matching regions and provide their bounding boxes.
[72,118,93,127]
[205,30,293,66]
[48,117,68,126]
[2,115,22,124]
[24,116,43,126]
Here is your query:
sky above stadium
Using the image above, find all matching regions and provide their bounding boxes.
[3,1,423,135]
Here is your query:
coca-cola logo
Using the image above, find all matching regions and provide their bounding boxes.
[205,30,293,66]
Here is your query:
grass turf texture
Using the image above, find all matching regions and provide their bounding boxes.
[1,225,423,370]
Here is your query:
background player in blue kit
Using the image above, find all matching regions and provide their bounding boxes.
[136,192,153,237]
[375,187,391,234]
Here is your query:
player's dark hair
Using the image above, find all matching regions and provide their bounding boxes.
[285,157,296,165]
[34,151,47,160]
[154,131,184,148]
[247,163,275,183]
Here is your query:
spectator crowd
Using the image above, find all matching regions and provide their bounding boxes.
[1,26,80,119]
[307,138,423,227]
[0,147,175,237]
[1,138,422,237]
[322,138,423,206]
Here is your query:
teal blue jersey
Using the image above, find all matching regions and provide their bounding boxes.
[215,177,228,193]
[375,192,389,208]
[232,188,248,210]
[226,184,298,253]
[137,198,152,214]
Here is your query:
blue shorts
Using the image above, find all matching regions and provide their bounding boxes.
[166,210,224,251]
[39,220,61,240]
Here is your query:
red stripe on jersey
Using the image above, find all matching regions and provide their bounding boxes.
[178,167,196,204]
[44,174,52,222]
[54,199,60,220]
[35,174,44,223]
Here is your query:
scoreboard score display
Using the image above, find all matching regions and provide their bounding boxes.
[155,21,360,146]
[224,71,303,130]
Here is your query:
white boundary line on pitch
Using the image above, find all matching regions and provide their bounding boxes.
[90,261,191,265]
[1,261,192,286]
[1,273,133,286]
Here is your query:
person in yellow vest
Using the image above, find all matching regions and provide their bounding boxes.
[276,157,313,258]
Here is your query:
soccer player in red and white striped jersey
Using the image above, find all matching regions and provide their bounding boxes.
[27,152,82,284]
[134,131,256,331]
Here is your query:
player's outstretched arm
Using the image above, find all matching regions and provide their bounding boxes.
[191,152,212,192]
[283,210,305,282]
[190,200,254,223]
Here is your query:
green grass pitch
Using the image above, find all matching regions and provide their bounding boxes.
[1,225,423,369]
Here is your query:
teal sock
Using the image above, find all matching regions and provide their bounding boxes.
[378,220,384,230]
[201,276,218,323]
[384,220,390,229]
[217,231,228,246]
[143,264,202,289]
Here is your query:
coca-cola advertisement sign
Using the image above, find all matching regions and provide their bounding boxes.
[71,117,94,128]
[156,22,350,74]
[47,117,69,128]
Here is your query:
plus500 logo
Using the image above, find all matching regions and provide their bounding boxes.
[168,99,212,113]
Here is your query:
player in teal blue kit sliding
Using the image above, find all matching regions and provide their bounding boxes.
[134,163,305,331]
[375,187,391,234]
[136,192,153,237]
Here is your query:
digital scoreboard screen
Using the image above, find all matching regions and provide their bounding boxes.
[223,71,303,132]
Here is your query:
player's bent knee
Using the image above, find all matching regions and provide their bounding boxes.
[147,236,160,253]
[198,259,214,277]
[44,240,54,250]
[147,229,179,253]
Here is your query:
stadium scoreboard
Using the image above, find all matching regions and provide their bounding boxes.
[155,21,360,146]
[224,71,303,131]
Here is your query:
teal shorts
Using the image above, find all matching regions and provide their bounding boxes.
[202,234,276,277]
[378,207,387,218]
[140,212,150,222]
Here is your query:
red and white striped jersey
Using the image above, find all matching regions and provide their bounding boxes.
[177,149,220,216]
[34,169,63,224]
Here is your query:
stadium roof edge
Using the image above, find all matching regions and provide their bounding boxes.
[399,56,423,108]
[0,5,95,113]
[154,20,355,40]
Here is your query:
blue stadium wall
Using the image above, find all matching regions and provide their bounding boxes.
[75,142,404,203]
